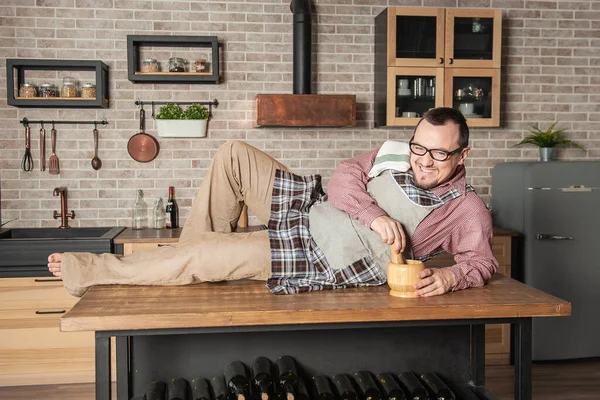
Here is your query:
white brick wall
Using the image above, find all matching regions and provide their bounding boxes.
[0,0,598,228]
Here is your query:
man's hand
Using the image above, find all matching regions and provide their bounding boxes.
[414,268,456,297]
[370,215,406,255]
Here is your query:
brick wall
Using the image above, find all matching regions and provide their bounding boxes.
[0,0,598,228]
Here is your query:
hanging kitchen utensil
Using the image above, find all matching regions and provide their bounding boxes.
[39,122,46,171]
[91,122,102,170]
[21,125,33,172]
[48,122,60,175]
[127,107,159,163]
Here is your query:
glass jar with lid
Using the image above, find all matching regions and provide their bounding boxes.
[39,83,58,98]
[167,57,186,72]
[61,76,78,98]
[19,83,37,98]
[81,82,96,99]
[141,58,159,73]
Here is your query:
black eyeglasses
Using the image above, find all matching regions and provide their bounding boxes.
[409,140,464,162]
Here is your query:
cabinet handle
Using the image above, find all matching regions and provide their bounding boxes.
[34,278,63,282]
[439,57,444,64]
[449,58,454,65]
[35,310,66,315]
[535,234,574,240]
[157,243,171,247]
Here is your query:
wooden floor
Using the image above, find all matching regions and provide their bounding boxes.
[0,359,598,399]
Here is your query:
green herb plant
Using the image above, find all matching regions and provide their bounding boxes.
[512,122,585,150]
[155,103,209,120]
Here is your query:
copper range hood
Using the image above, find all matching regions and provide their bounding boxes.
[255,0,356,128]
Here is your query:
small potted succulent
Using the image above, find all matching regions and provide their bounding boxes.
[155,103,210,138]
[512,121,585,161]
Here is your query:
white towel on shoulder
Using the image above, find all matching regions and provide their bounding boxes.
[367,140,411,178]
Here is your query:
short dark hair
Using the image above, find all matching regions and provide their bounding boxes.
[413,107,469,148]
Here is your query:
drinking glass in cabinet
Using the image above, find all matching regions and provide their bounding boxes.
[453,17,495,61]
[395,75,436,118]
[395,16,438,60]
[452,76,492,119]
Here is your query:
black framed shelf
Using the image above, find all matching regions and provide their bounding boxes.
[127,35,220,84]
[6,59,109,108]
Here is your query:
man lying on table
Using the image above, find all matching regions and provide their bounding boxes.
[48,107,497,297]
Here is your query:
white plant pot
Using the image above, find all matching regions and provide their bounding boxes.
[156,119,208,138]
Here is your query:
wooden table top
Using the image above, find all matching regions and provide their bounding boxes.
[60,275,570,333]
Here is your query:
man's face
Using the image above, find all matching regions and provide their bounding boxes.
[409,119,470,190]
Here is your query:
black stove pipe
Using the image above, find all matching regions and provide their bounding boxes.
[291,0,312,94]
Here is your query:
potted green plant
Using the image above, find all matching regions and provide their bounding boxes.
[155,103,210,138]
[512,121,585,161]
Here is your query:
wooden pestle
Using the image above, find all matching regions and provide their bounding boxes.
[390,245,406,265]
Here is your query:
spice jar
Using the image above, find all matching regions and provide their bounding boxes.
[61,76,78,98]
[39,83,58,98]
[168,57,186,72]
[19,83,37,98]
[81,82,96,99]
[141,58,159,73]
[193,59,207,73]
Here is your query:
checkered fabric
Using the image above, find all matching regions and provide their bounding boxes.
[390,170,473,207]
[266,170,386,295]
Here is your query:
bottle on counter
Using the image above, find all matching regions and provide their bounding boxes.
[252,356,274,400]
[152,197,165,229]
[165,186,179,229]
[276,356,299,400]
[225,361,251,400]
[132,189,147,230]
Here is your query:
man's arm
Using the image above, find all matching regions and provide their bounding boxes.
[414,209,497,297]
[327,148,386,227]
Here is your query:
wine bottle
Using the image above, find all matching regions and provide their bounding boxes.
[225,361,251,400]
[168,377,190,400]
[296,378,311,400]
[312,375,335,400]
[376,373,407,400]
[275,355,299,400]
[146,381,167,400]
[191,377,213,400]
[354,371,381,400]
[396,372,428,400]
[251,356,274,400]
[419,373,455,400]
[331,374,357,400]
[212,375,231,400]
[165,185,179,229]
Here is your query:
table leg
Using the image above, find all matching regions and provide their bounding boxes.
[95,333,112,400]
[116,336,130,400]
[470,324,485,386]
[514,318,532,400]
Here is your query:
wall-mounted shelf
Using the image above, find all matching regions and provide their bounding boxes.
[6,59,109,108]
[127,35,220,84]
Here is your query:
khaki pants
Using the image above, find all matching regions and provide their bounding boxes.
[62,141,290,297]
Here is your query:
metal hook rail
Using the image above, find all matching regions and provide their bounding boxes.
[20,118,109,127]
[134,99,219,108]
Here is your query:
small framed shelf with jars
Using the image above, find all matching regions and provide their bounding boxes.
[127,35,220,84]
[6,59,109,108]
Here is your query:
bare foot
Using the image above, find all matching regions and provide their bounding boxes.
[48,253,63,278]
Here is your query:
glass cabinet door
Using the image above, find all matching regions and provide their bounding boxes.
[444,69,500,127]
[387,7,445,67]
[387,67,444,126]
[445,9,502,68]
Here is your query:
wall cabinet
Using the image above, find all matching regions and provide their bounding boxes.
[375,7,502,127]
[0,277,116,386]
[6,59,109,108]
[425,232,515,365]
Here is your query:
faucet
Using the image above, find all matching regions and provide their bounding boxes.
[53,186,75,229]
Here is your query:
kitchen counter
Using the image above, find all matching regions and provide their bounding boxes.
[61,274,569,400]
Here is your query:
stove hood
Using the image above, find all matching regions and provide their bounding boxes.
[255,0,356,128]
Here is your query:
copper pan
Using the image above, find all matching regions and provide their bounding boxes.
[127,107,159,163]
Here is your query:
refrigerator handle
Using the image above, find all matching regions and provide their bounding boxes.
[536,234,574,240]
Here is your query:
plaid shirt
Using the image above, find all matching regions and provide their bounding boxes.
[266,170,469,295]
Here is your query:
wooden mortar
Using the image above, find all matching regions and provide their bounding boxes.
[387,245,424,298]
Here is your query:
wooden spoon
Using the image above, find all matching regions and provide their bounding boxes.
[91,127,102,170]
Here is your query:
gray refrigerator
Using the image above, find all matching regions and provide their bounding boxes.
[491,161,600,361]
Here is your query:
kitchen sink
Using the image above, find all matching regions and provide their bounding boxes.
[0,226,125,277]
